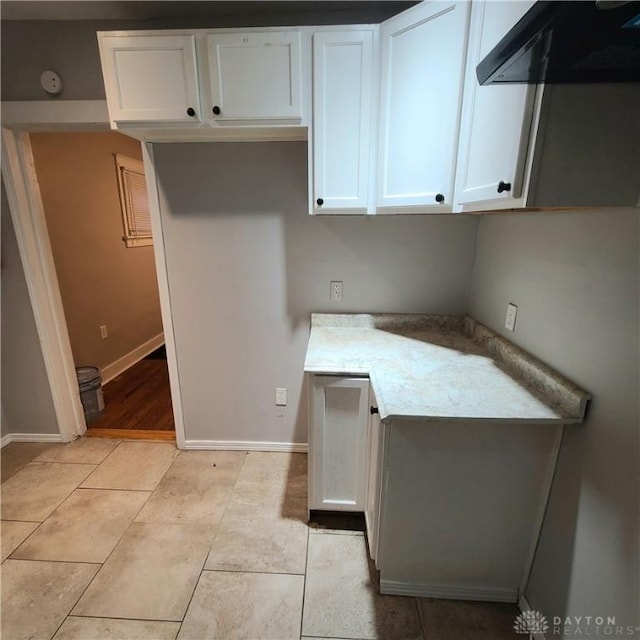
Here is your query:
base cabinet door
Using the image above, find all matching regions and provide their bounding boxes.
[453,1,537,210]
[365,390,384,564]
[98,34,201,124]
[309,376,370,511]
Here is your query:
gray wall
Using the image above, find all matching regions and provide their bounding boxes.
[1,6,411,101]
[154,142,478,444]
[469,211,639,634]
[1,183,59,436]
[1,405,9,438]
[31,131,163,371]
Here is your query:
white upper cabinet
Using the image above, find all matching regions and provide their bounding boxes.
[205,31,303,123]
[312,30,375,214]
[98,34,201,124]
[377,1,471,213]
[453,1,537,210]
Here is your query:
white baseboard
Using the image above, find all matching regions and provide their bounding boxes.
[184,440,308,453]
[1,432,64,447]
[380,580,518,603]
[518,594,548,640]
[101,333,164,384]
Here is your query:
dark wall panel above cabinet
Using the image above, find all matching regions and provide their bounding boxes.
[528,84,640,208]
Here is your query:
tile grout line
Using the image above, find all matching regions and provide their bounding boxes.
[4,452,149,561]
[10,438,122,474]
[201,568,307,577]
[2,558,102,566]
[299,513,311,640]
[416,595,427,640]
[57,613,183,624]
[55,448,180,631]
[24,558,102,640]
[175,450,250,638]
[1,518,45,524]
[2,463,98,532]
[25,459,105,466]
[1,442,67,483]
[174,534,219,637]
[2,451,113,564]
[76,438,124,469]
[80,440,179,491]
[73,487,153,493]
[6,487,153,564]
[60,449,239,636]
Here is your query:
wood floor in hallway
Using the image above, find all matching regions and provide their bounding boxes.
[88,358,174,433]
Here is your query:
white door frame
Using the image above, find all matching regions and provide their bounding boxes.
[1,100,186,447]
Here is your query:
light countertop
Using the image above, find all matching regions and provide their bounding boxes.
[304,314,590,424]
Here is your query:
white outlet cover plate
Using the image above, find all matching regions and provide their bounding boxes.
[275,387,287,406]
[330,281,343,302]
[505,303,518,332]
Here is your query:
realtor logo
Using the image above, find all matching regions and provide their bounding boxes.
[514,610,550,638]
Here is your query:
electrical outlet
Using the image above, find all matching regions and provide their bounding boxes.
[505,303,518,332]
[330,281,343,302]
[275,387,287,406]
[99,324,108,339]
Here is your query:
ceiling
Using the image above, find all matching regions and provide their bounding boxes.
[0,1,417,22]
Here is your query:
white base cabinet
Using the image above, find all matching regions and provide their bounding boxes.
[308,376,370,512]
[374,418,563,602]
[307,380,564,602]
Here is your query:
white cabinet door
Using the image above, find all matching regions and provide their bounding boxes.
[454,1,537,210]
[205,31,303,122]
[377,1,470,213]
[365,391,384,563]
[312,30,375,215]
[309,376,370,512]
[98,35,201,124]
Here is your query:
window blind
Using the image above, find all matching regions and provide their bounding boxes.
[115,154,153,248]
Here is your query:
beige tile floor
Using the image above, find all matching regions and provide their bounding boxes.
[1,439,521,640]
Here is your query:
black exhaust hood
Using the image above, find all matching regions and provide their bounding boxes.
[477,0,640,85]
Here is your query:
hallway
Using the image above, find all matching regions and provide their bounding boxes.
[88,353,174,435]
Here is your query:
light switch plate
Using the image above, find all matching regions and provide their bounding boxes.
[505,303,518,332]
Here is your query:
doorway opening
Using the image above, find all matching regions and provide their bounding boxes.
[28,131,175,441]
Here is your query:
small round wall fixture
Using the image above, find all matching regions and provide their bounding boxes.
[40,70,63,95]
